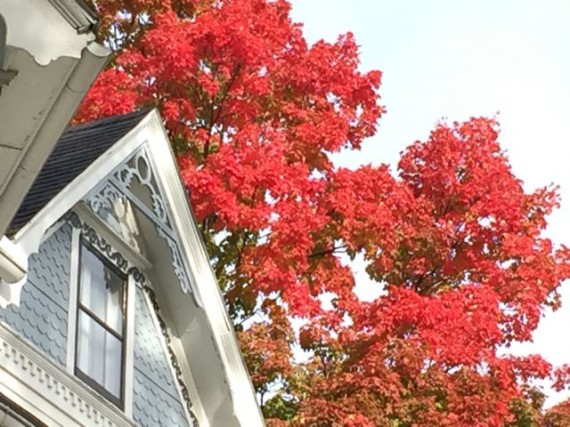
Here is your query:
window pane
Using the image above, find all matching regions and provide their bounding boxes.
[79,245,124,334]
[76,311,123,398]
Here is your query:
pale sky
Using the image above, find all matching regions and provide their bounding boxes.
[290,0,570,406]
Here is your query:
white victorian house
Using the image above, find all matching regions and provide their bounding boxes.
[0,2,264,426]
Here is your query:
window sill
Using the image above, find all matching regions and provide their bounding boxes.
[0,321,136,427]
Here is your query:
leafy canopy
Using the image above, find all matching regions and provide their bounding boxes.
[80,1,570,425]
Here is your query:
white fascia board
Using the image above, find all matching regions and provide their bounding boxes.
[143,111,265,427]
[1,0,95,66]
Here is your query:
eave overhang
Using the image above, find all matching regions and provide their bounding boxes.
[1,0,101,65]
[0,0,110,281]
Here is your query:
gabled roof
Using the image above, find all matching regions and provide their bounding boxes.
[8,109,265,427]
[9,110,150,234]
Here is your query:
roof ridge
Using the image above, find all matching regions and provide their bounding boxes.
[66,108,153,133]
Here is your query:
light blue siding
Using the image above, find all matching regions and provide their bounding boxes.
[0,223,193,426]
[0,224,72,366]
[132,286,190,427]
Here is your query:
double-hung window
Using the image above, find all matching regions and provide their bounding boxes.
[75,241,126,407]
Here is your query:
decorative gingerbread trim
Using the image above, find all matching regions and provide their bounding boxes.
[84,149,193,295]
[64,212,198,425]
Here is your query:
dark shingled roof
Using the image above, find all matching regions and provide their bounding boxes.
[8,109,150,234]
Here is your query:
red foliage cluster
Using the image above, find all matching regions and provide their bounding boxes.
[79,1,570,425]
[545,399,570,426]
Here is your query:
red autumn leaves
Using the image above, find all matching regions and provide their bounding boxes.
[79,0,570,424]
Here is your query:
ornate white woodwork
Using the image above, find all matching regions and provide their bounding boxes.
[87,184,144,256]
[1,0,95,66]
[114,150,169,227]
[85,148,193,295]
[156,227,193,294]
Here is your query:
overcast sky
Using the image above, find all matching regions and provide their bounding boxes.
[289,0,570,406]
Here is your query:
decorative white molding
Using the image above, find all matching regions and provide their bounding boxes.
[144,111,265,427]
[13,119,151,256]
[47,0,98,34]
[1,0,95,65]
[109,148,193,295]
[0,322,136,427]
[75,203,151,271]
[87,183,123,227]
[156,226,193,294]
[114,150,169,227]
[86,184,145,256]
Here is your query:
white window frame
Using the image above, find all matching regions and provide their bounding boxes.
[66,223,137,418]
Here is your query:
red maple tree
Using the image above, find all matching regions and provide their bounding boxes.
[79,1,570,425]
